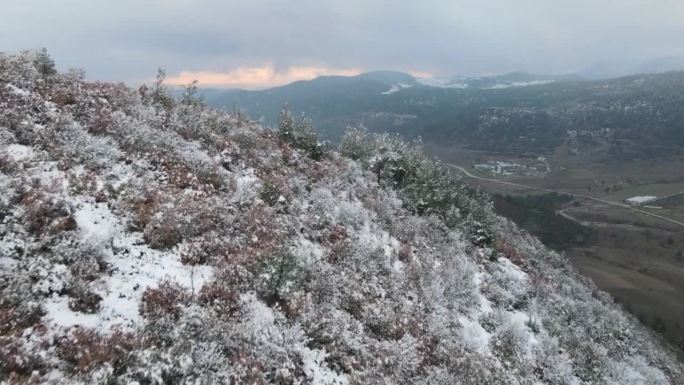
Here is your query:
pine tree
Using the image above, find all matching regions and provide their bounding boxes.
[33,48,56,81]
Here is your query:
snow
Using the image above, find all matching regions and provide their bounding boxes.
[381,83,412,95]
[416,77,468,89]
[293,236,326,265]
[6,83,29,96]
[2,143,34,161]
[301,348,348,385]
[625,195,657,204]
[416,77,555,89]
[43,198,214,331]
[482,80,555,89]
[459,316,491,355]
[497,257,528,282]
[73,198,122,247]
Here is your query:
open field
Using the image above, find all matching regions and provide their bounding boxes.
[427,142,684,196]
[567,203,684,351]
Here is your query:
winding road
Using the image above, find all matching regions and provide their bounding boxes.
[447,164,684,228]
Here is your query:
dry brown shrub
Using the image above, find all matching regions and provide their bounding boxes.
[18,187,69,236]
[57,328,142,374]
[0,336,45,382]
[495,240,527,270]
[198,281,240,315]
[139,280,189,321]
[398,242,412,263]
[0,302,43,336]
[67,281,102,314]
[128,189,161,230]
[87,108,113,135]
[229,350,266,385]
[51,89,77,106]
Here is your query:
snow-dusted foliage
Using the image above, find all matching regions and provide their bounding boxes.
[1,50,683,384]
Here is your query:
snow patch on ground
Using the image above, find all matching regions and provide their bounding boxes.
[2,143,34,161]
[483,80,555,89]
[497,257,528,283]
[43,198,214,331]
[416,77,468,89]
[6,83,29,96]
[459,316,491,355]
[73,198,121,248]
[381,83,412,95]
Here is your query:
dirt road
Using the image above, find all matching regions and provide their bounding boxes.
[448,163,684,228]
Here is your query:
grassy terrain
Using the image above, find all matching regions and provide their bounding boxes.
[566,203,684,353]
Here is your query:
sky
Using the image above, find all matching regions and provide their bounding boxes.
[2,0,684,89]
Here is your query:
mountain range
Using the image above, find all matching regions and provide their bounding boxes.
[201,70,684,158]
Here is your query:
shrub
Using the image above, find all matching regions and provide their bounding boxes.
[140,280,189,321]
[199,281,240,315]
[67,280,102,314]
[259,181,281,206]
[339,125,371,160]
[19,186,70,236]
[253,248,303,304]
[143,214,183,250]
[0,336,45,381]
[339,129,496,246]
[278,108,325,160]
[0,301,43,336]
[57,328,141,375]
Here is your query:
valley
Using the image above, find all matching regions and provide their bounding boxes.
[426,142,684,353]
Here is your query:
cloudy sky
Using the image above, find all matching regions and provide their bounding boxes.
[2,0,684,89]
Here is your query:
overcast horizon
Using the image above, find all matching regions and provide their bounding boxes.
[2,0,684,89]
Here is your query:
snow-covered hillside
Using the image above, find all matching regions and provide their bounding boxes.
[1,51,683,384]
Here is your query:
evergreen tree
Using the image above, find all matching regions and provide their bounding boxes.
[33,48,56,80]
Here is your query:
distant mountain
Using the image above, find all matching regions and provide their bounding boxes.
[638,56,684,74]
[203,70,684,158]
[417,72,582,89]
[579,57,684,79]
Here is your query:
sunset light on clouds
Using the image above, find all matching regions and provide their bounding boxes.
[165,65,362,89]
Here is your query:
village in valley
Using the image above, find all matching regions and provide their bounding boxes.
[472,156,550,178]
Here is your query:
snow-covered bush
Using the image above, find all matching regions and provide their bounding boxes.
[278,107,326,160]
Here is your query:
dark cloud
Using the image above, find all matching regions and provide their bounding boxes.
[2,0,683,86]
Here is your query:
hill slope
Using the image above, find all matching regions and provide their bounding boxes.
[1,51,683,384]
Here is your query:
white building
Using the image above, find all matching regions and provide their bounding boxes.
[625,196,657,206]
